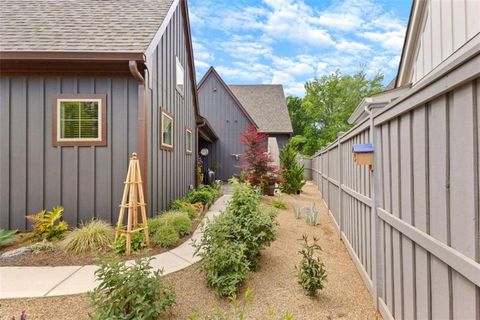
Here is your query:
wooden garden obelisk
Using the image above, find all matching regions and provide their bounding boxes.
[115,152,150,255]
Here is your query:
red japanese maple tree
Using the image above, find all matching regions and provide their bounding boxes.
[238,125,281,189]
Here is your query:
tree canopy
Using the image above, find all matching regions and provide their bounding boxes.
[287,70,384,156]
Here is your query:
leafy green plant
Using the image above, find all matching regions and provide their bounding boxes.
[62,220,113,253]
[153,224,179,248]
[90,256,175,320]
[0,229,16,247]
[114,232,146,254]
[293,206,302,219]
[296,235,327,296]
[305,203,320,226]
[194,182,278,297]
[186,188,215,206]
[271,199,288,209]
[279,143,305,194]
[170,199,198,219]
[159,211,192,237]
[188,288,294,320]
[30,239,56,254]
[26,206,68,240]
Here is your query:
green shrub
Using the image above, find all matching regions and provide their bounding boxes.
[90,257,175,320]
[147,217,164,236]
[30,239,56,254]
[159,211,192,237]
[0,229,16,247]
[296,235,327,296]
[170,199,198,219]
[114,232,146,254]
[271,199,288,209]
[189,288,294,320]
[62,220,113,253]
[186,188,215,206]
[153,225,179,248]
[194,182,278,297]
[279,143,306,194]
[26,206,68,241]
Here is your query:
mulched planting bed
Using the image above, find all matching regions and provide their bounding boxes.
[0,212,205,267]
[0,183,379,319]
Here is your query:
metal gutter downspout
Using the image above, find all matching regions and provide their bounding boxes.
[129,60,148,203]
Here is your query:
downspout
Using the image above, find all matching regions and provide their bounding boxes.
[129,60,148,203]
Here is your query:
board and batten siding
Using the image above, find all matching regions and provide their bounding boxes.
[146,2,196,214]
[198,74,252,180]
[412,0,480,84]
[310,56,480,318]
[0,76,138,229]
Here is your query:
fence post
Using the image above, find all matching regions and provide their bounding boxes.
[369,110,384,309]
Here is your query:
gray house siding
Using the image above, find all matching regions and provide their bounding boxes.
[270,134,290,150]
[0,76,139,230]
[198,74,252,180]
[146,3,196,214]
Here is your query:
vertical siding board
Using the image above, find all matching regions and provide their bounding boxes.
[389,118,403,319]
[428,95,451,318]
[452,0,467,51]
[465,0,480,39]
[94,78,112,223]
[0,78,11,228]
[26,78,44,219]
[10,78,28,229]
[449,83,477,319]
[431,0,442,67]
[77,78,95,222]
[400,113,415,320]
[440,0,453,61]
[412,107,430,320]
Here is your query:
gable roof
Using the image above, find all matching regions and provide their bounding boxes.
[0,0,176,53]
[228,85,293,134]
[198,67,293,134]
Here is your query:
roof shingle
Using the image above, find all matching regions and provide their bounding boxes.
[0,0,175,52]
[228,85,293,134]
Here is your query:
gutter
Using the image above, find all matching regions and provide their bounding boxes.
[129,60,148,204]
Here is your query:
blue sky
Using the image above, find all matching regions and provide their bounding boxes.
[189,0,412,97]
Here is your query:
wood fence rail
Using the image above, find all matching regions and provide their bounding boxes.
[303,51,480,320]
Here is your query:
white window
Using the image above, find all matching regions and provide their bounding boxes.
[185,128,192,154]
[176,56,184,95]
[53,95,106,146]
[161,109,174,150]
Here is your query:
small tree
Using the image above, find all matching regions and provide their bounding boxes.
[238,125,281,191]
[280,143,305,194]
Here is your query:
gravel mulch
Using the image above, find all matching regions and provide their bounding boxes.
[0,183,379,319]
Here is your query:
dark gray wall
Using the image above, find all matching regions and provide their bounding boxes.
[0,76,139,230]
[146,3,196,214]
[269,134,290,151]
[198,73,252,180]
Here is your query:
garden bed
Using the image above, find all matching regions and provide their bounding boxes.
[0,213,205,267]
[0,183,379,319]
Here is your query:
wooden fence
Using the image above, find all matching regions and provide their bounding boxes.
[307,50,479,319]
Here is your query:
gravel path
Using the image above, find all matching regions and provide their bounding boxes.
[0,183,378,319]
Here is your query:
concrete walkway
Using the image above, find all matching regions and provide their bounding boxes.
[0,193,232,299]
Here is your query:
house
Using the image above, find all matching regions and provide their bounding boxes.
[197,67,293,180]
[0,0,200,230]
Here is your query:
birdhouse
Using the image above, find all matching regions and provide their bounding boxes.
[352,144,374,171]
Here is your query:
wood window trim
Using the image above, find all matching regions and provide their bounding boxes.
[185,127,193,154]
[52,94,107,147]
[160,108,174,151]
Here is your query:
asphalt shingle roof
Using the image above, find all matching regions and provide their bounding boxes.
[228,85,293,134]
[0,0,175,52]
